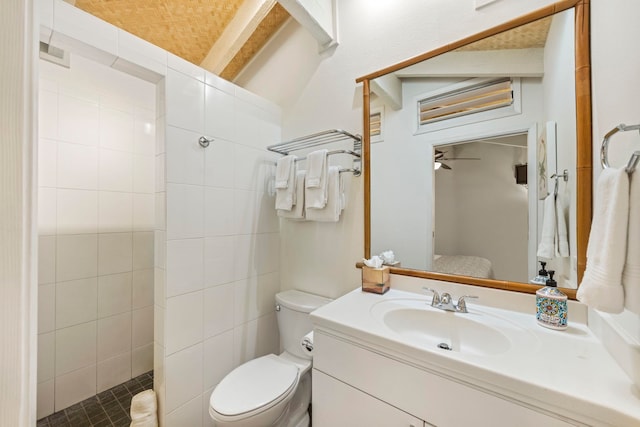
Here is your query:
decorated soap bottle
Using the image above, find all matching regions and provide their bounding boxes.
[536,271,568,330]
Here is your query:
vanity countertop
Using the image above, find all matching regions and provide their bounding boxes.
[310,287,640,427]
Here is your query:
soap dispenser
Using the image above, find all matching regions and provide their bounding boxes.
[530,261,549,285]
[535,270,568,330]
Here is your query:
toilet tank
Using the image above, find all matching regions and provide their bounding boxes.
[275,290,332,359]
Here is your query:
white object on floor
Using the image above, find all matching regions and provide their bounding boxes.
[130,389,158,427]
[577,167,629,313]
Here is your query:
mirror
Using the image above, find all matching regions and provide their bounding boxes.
[357,0,592,297]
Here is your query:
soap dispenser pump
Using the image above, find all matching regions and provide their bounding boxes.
[530,261,549,285]
[536,270,568,330]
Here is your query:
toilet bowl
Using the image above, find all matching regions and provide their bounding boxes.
[209,290,331,427]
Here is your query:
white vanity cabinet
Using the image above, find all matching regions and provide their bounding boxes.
[313,370,426,427]
[311,330,574,427]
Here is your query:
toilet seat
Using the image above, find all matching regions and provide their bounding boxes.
[210,354,299,421]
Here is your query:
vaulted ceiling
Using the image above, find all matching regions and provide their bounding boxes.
[71,0,291,81]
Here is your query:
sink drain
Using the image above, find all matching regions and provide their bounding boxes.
[437,342,452,351]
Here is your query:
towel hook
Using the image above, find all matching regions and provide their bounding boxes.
[600,123,640,173]
[550,169,569,182]
[549,169,568,199]
[199,136,214,148]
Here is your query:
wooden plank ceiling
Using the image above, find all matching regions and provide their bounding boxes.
[72,0,290,80]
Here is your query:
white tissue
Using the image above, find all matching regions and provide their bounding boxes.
[301,331,314,354]
[363,256,383,268]
[379,250,395,264]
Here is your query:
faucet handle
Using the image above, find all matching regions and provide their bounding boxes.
[456,295,478,313]
[440,292,452,305]
[421,287,440,306]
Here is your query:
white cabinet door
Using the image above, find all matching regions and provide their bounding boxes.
[313,369,425,427]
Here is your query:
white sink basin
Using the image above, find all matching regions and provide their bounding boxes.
[370,298,531,356]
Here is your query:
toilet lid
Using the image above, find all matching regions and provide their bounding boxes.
[210,354,299,417]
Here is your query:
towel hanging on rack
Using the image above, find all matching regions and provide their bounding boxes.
[278,170,306,220]
[623,171,640,314]
[305,150,328,209]
[306,166,343,222]
[577,167,629,312]
[580,123,640,313]
[275,155,296,189]
[275,155,297,211]
[537,193,569,259]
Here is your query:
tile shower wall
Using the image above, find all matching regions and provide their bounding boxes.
[37,55,156,419]
[154,56,281,426]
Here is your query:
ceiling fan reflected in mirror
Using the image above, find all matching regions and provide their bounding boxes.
[434,149,480,170]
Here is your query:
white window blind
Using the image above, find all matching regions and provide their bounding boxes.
[418,77,513,125]
[370,111,382,137]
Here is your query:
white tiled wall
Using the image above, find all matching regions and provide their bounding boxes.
[37,4,283,424]
[37,54,156,418]
[155,58,282,426]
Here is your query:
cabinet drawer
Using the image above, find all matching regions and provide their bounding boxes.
[313,369,424,427]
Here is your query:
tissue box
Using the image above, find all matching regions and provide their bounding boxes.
[362,266,390,294]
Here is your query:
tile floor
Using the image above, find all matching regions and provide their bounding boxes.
[37,371,153,427]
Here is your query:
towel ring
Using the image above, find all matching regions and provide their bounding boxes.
[600,123,640,173]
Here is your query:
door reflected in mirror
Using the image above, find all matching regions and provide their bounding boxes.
[365,5,588,291]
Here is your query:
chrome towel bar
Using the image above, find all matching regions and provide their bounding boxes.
[267,129,362,177]
[601,123,640,173]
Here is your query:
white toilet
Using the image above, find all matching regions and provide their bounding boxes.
[209,290,331,427]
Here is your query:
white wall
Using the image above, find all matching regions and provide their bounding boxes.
[591,0,640,344]
[154,58,282,426]
[239,0,563,299]
[435,142,529,282]
[37,54,156,418]
[0,0,37,425]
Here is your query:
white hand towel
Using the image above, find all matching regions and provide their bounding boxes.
[537,194,557,259]
[278,170,306,220]
[556,193,570,257]
[577,168,629,313]
[305,150,328,208]
[275,155,296,189]
[339,171,346,212]
[306,166,341,222]
[623,170,640,314]
[306,149,327,188]
[275,157,297,211]
[537,193,570,259]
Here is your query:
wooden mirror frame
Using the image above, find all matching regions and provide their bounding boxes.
[356,0,591,299]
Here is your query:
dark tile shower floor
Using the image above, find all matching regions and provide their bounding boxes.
[37,371,154,427]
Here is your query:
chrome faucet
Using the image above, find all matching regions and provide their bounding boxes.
[422,287,478,313]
